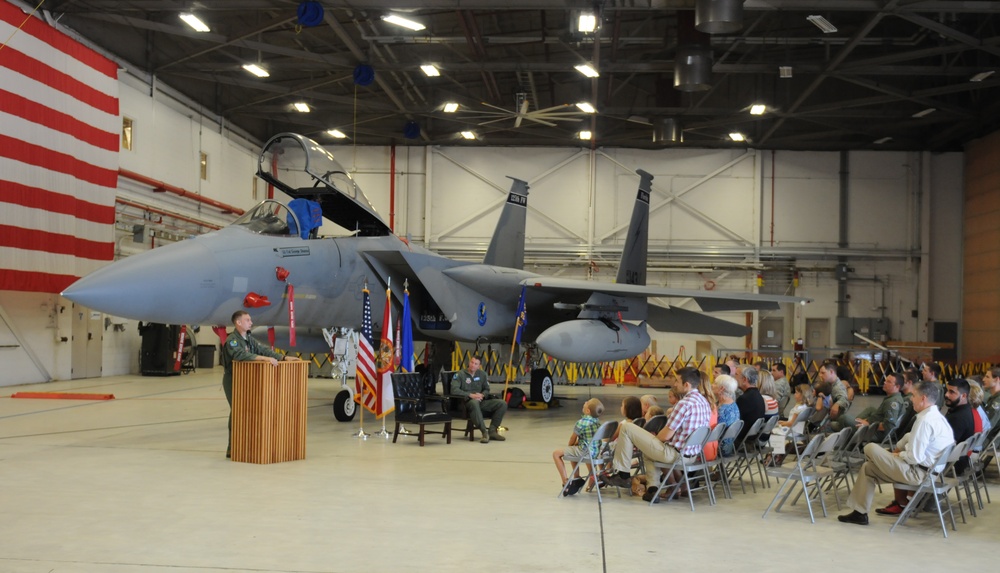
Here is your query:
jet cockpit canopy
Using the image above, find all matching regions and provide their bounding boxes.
[256,133,390,236]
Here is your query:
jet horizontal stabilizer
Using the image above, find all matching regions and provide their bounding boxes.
[646,305,750,337]
[524,277,809,311]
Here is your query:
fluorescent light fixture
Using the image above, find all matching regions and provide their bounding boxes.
[729,132,745,142]
[382,14,425,31]
[242,64,269,78]
[806,15,838,34]
[749,104,767,115]
[579,130,593,140]
[911,108,936,118]
[575,63,600,78]
[779,66,793,78]
[293,102,310,113]
[575,102,596,113]
[971,71,995,82]
[443,102,459,113]
[460,131,477,140]
[420,64,440,77]
[578,13,597,33]
[874,136,892,144]
[327,129,348,139]
[179,13,210,32]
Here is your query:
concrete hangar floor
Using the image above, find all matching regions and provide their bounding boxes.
[0,368,996,573]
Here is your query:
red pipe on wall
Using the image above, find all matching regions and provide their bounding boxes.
[115,198,222,230]
[389,144,396,232]
[118,168,245,215]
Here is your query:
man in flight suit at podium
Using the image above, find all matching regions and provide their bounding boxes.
[222,310,300,457]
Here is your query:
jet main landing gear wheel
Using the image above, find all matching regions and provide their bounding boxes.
[530,368,554,404]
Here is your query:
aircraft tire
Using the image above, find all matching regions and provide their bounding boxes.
[530,368,554,404]
[333,389,357,421]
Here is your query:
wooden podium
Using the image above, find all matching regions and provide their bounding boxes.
[232,361,308,464]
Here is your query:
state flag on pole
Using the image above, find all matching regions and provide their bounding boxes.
[400,285,415,373]
[354,286,377,415]
[514,285,528,344]
[375,285,396,418]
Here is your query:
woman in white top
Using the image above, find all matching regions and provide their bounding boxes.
[769,384,815,461]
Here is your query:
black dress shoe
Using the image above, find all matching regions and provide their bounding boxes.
[642,486,660,503]
[837,510,869,526]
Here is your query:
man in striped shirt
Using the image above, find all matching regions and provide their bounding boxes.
[605,367,711,497]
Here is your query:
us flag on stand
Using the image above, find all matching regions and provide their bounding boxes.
[354,286,378,414]
[0,1,120,293]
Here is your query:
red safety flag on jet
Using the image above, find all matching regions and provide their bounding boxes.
[375,284,396,418]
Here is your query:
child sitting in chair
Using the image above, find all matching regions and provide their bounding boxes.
[553,398,604,496]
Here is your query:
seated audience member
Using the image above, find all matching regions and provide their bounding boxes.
[759,371,781,418]
[665,385,683,416]
[844,372,905,443]
[770,362,792,419]
[714,364,731,378]
[735,365,765,442]
[836,365,857,403]
[699,371,721,461]
[944,378,975,474]
[768,383,815,463]
[839,381,953,524]
[969,379,993,439]
[603,368,711,502]
[713,375,740,457]
[611,396,644,440]
[553,398,604,495]
[982,368,1000,424]
[639,394,660,418]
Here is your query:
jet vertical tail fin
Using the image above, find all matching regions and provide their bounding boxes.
[483,177,529,269]
[615,169,653,286]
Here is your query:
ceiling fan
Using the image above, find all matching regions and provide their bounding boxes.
[464,92,589,128]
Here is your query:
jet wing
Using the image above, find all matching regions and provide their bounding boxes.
[645,305,750,337]
[522,277,810,312]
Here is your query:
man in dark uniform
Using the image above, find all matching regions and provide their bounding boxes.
[451,355,507,444]
[222,310,300,457]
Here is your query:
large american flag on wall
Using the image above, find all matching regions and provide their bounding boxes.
[0,1,119,293]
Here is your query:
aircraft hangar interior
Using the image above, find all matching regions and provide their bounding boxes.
[1,1,1000,571]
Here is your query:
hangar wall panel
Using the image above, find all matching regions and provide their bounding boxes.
[963,131,1000,362]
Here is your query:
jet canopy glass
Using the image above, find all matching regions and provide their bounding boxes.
[256,133,390,236]
[232,200,300,236]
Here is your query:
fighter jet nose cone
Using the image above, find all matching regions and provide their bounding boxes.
[62,240,222,324]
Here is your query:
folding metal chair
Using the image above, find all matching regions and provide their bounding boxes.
[891,443,958,538]
[649,425,714,511]
[708,419,743,500]
[558,421,619,503]
[723,418,765,494]
[761,433,838,523]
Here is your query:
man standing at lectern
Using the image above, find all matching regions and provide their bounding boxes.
[222,310,300,458]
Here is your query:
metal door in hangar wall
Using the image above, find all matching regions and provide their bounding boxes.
[805,318,830,362]
[758,317,784,359]
[71,303,103,379]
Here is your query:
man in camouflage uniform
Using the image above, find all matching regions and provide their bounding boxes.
[847,372,905,443]
[451,355,507,444]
